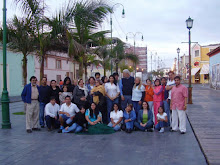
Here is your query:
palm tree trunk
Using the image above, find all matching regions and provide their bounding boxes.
[40,54,45,83]
[116,63,118,73]
[22,54,28,86]
[79,62,83,79]
[103,64,106,76]
[84,65,88,81]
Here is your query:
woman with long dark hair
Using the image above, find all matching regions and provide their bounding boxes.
[108,103,123,131]
[134,101,154,132]
[49,80,61,104]
[105,75,120,122]
[63,77,74,92]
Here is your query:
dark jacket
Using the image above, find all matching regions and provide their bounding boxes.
[136,109,153,124]
[39,85,50,103]
[49,86,61,104]
[21,83,40,103]
[72,112,87,127]
[72,86,86,106]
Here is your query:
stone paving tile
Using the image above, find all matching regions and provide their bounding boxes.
[0,101,207,165]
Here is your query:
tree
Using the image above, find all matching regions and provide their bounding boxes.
[3,16,35,85]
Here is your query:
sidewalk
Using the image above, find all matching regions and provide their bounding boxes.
[187,84,220,165]
[0,96,22,105]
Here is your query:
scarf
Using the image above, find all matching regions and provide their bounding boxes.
[78,85,88,97]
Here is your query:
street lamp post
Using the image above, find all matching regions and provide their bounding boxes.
[110,3,125,74]
[1,0,11,129]
[177,48,180,75]
[126,32,144,77]
[186,16,193,104]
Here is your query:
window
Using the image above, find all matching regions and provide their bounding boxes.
[195,50,199,57]
[204,74,209,80]
[56,60,61,69]
[57,75,61,83]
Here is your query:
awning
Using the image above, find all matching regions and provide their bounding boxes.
[191,68,200,76]
[200,64,209,74]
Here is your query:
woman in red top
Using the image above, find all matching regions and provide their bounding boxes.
[153,79,163,124]
[144,79,154,116]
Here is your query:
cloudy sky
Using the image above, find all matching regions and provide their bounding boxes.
[1,0,220,70]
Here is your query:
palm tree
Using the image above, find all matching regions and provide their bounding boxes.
[4,16,35,85]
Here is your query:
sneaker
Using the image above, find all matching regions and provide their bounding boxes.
[170,129,178,132]
[180,131,185,134]
[32,128,41,131]
[159,128,164,133]
[26,129,32,133]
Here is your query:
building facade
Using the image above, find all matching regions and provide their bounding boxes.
[191,43,220,83]
[207,46,220,90]
[179,54,189,80]
[34,51,79,83]
[0,50,35,96]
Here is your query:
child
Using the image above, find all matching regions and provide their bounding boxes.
[155,106,168,133]
[59,85,73,104]
[123,104,136,133]
[62,106,87,133]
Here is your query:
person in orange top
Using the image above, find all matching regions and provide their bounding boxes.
[144,79,154,118]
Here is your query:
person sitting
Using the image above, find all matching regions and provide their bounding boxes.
[62,106,87,133]
[85,103,102,126]
[155,106,168,133]
[123,104,136,133]
[134,101,154,132]
[58,96,80,133]
[59,85,73,104]
[45,96,60,131]
[108,103,123,131]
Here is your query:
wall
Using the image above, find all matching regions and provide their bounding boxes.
[0,50,35,96]
[209,53,220,89]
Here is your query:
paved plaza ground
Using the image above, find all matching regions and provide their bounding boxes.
[1,84,218,165]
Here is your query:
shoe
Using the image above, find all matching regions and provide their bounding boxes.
[48,128,52,132]
[170,129,178,132]
[127,129,132,133]
[41,126,45,128]
[180,131,185,134]
[147,128,153,132]
[32,128,41,131]
[57,129,62,133]
[26,129,32,133]
[159,128,164,133]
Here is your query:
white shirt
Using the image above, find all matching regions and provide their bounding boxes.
[110,110,123,123]
[157,112,167,120]
[105,82,120,98]
[167,79,175,99]
[45,103,60,118]
[132,85,145,101]
[59,103,79,117]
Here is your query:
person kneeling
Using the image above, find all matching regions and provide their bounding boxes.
[134,101,154,132]
[62,106,87,133]
[108,103,123,131]
[58,96,80,133]
[155,106,168,133]
[123,104,136,133]
[45,96,60,131]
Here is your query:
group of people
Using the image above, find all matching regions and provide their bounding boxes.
[21,70,188,134]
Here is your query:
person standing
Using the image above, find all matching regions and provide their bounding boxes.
[45,97,60,131]
[21,76,41,133]
[63,77,74,92]
[59,85,73,104]
[153,79,163,124]
[105,75,120,122]
[161,77,170,126]
[171,76,188,134]
[49,80,61,105]
[132,77,145,116]
[144,79,154,116]
[119,69,134,111]
[39,77,50,128]
[95,72,101,80]
[58,96,80,133]
[101,76,108,86]
[86,77,96,104]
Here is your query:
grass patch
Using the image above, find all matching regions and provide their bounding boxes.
[13,111,25,115]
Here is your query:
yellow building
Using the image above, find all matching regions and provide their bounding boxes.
[191,43,220,83]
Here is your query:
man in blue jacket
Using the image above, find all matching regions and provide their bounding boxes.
[21,76,41,133]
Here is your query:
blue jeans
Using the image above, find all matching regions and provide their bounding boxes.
[121,95,132,111]
[62,123,83,133]
[106,97,119,122]
[125,121,134,130]
[108,122,121,131]
[163,100,170,126]
[59,114,72,125]
[39,102,46,126]
[155,121,168,130]
[132,101,141,116]
[134,121,154,131]
[45,115,60,129]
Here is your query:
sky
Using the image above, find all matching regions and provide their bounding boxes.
[0,0,220,71]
